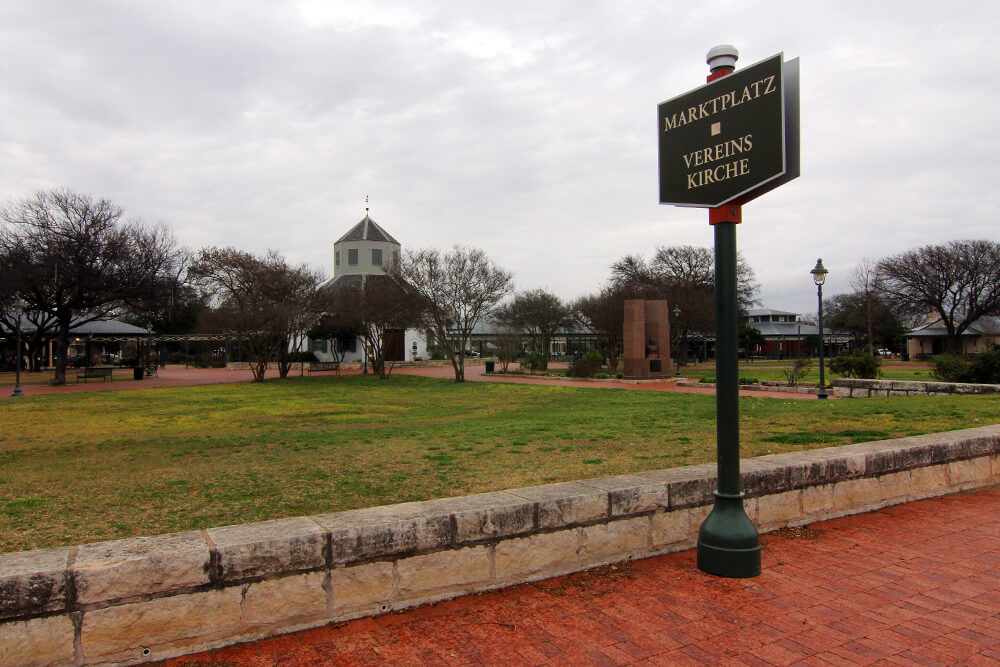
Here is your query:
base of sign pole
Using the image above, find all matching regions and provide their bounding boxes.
[697,491,761,578]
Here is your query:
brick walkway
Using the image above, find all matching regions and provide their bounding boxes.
[163,487,1000,666]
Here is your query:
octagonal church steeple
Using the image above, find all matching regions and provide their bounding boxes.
[333,211,401,279]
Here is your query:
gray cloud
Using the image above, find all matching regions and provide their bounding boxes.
[1,0,997,314]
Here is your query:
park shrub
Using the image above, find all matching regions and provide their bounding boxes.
[932,350,1000,384]
[567,350,603,378]
[829,350,881,379]
[782,357,813,386]
[970,349,1000,383]
[167,351,188,365]
[931,354,971,382]
[522,351,544,374]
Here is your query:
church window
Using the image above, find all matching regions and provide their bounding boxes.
[348,249,358,266]
[335,251,340,266]
[372,249,383,266]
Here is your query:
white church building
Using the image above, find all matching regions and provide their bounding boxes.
[307,212,429,364]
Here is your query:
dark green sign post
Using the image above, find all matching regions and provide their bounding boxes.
[658,46,799,578]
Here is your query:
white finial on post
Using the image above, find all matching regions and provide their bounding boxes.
[706,45,739,72]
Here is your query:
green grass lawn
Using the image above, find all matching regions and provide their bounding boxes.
[2,374,997,553]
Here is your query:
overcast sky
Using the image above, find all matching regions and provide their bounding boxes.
[2,1,997,316]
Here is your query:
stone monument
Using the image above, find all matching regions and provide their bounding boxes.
[623,299,671,378]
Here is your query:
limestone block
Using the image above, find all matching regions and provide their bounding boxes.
[0,614,75,667]
[800,483,835,518]
[428,492,534,544]
[495,531,579,583]
[739,458,789,497]
[73,531,210,605]
[331,561,394,614]
[909,464,950,497]
[81,587,243,664]
[833,476,882,512]
[947,457,991,488]
[578,474,669,517]
[639,464,716,510]
[900,442,953,469]
[241,571,327,629]
[396,546,491,601]
[823,449,867,481]
[313,501,451,564]
[780,450,832,489]
[577,517,650,566]
[650,507,703,548]
[993,454,1000,479]
[207,517,326,581]
[964,432,999,458]
[506,482,608,529]
[0,547,69,620]
[877,470,912,504]
[756,490,803,530]
[861,442,907,476]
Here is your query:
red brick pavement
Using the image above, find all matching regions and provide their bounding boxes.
[162,487,1000,666]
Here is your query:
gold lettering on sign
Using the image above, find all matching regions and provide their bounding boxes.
[681,134,753,190]
[662,75,778,134]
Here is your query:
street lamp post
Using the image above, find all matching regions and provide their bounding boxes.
[673,305,682,377]
[11,300,26,398]
[811,259,829,399]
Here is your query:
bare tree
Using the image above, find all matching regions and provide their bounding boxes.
[878,240,1000,354]
[321,275,421,379]
[571,285,629,373]
[825,291,905,354]
[849,257,883,355]
[1,189,179,383]
[388,245,513,382]
[610,244,758,337]
[190,247,323,381]
[308,314,356,364]
[488,325,523,373]
[494,289,570,370]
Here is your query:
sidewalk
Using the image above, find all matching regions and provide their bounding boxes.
[163,487,1000,666]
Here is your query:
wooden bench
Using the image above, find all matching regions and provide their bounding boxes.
[307,361,340,374]
[76,367,114,383]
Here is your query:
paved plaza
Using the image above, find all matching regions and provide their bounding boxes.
[156,487,1000,666]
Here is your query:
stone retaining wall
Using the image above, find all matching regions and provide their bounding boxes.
[833,378,1000,397]
[2,426,998,666]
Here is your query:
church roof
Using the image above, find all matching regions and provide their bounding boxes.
[336,214,400,245]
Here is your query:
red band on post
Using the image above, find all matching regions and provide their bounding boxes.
[709,205,742,225]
